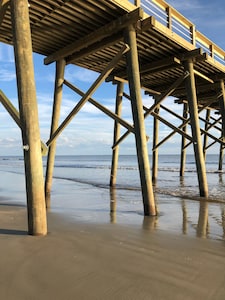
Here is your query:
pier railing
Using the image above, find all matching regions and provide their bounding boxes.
[130,0,225,67]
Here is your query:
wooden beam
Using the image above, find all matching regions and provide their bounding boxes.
[66,33,123,65]
[194,69,214,84]
[0,0,10,27]
[107,75,161,95]
[115,55,181,79]
[46,44,129,146]
[44,8,143,65]
[140,56,181,75]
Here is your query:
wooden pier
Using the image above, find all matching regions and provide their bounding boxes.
[1,0,225,234]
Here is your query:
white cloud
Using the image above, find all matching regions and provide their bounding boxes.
[65,66,98,83]
[0,44,14,63]
[0,68,16,81]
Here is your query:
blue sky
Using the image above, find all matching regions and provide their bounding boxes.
[0,0,224,156]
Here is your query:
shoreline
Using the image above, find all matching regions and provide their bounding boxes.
[0,169,225,299]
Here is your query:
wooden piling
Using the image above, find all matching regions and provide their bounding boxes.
[152,98,160,183]
[184,59,208,197]
[110,82,124,187]
[124,24,156,216]
[45,59,66,208]
[203,109,210,160]
[219,80,225,171]
[180,102,188,177]
[10,0,47,235]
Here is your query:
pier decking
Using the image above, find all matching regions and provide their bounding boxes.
[1,0,225,234]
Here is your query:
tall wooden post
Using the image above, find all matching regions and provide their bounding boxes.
[110,82,124,187]
[10,0,47,235]
[184,59,208,197]
[124,24,156,216]
[203,109,210,160]
[180,102,188,176]
[152,98,160,183]
[218,80,225,171]
[45,59,66,208]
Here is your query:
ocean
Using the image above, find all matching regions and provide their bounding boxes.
[0,154,224,241]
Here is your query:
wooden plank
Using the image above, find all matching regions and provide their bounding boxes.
[0,0,9,27]
[44,8,143,65]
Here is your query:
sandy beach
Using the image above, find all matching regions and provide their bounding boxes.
[0,157,225,300]
[0,202,225,300]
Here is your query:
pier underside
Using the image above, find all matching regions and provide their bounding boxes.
[1,0,225,234]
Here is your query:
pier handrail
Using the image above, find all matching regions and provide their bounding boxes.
[131,0,225,67]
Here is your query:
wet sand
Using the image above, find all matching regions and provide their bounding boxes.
[0,203,225,300]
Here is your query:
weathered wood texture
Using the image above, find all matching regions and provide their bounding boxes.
[45,59,66,208]
[1,0,225,109]
[10,0,47,235]
[124,24,156,216]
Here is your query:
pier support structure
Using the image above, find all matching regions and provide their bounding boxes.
[218,80,225,171]
[110,81,124,187]
[152,98,160,183]
[45,59,66,208]
[180,102,188,177]
[124,24,156,216]
[184,59,208,197]
[203,109,211,160]
[10,0,47,235]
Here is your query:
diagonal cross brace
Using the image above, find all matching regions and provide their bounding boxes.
[63,79,141,137]
[112,71,189,149]
[46,44,129,147]
[0,90,48,155]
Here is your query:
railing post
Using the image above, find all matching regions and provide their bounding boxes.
[134,0,141,6]
[191,25,196,47]
[166,6,172,30]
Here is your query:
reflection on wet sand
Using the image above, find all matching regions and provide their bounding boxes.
[197,201,209,238]
[109,187,117,224]
[109,187,225,240]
